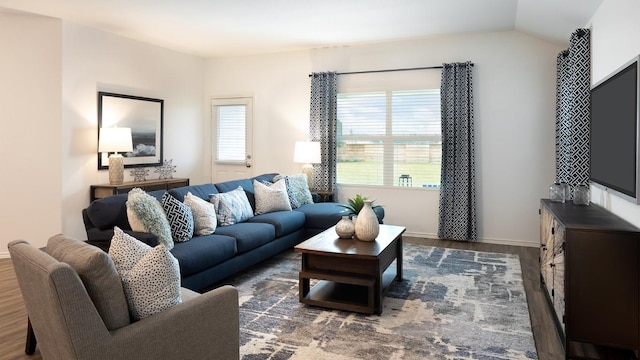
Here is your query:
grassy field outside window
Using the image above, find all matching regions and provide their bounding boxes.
[337,161,441,187]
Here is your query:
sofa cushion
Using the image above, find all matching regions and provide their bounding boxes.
[170,234,237,277]
[86,193,130,230]
[184,192,217,236]
[294,202,385,230]
[253,179,292,215]
[249,210,306,238]
[294,202,352,229]
[46,234,130,331]
[209,186,254,226]
[146,189,167,201]
[168,183,219,202]
[126,188,174,249]
[109,227,181,321]
[252,173,278,184]
[162,192,194,242]
[214,178,255,208]
[213,222,275,254]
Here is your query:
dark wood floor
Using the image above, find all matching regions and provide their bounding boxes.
[0,237,564,360]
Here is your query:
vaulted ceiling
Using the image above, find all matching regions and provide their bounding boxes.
[0,0,602,58]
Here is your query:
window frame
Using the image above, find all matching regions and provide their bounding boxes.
[211,96,253,165]
[336,88,442,188]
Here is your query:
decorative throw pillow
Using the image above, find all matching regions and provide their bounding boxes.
[253,179,292,215]
[273,174,314,208]
[108,227,181,321]
[161,192,194,242]
[184,192,217,235]
[126,188,174,249]
[209,186,254,226]
[273,174,299,208]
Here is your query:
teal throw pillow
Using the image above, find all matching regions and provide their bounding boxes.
[273,174,314,209]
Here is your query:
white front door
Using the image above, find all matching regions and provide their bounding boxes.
[211,97,253,182]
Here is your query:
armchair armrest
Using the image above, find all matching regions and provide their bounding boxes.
[104,285,239,359]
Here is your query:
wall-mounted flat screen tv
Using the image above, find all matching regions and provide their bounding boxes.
[590,55,640,204]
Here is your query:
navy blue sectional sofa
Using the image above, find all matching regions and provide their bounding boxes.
[82,173,384,292]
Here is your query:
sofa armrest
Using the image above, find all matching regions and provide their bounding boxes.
[106,285,239,359]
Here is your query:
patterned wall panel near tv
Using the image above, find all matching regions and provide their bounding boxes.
[556,29,590,199]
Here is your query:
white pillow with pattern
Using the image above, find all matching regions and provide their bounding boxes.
[184,191,217,235]
[209,186,254,226]
[108,227,181,321]
[253,179,292,215]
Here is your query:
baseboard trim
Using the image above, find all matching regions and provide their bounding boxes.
[403,231,538,248]
[0,251,10,259]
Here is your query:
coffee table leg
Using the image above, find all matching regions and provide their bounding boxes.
[299,274,310,301]
[397,235,403,281]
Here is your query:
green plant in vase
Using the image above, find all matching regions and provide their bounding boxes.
[339,194,382,217]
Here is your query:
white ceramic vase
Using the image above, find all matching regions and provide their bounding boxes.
[335,215,355,238]
[355,200,379,241]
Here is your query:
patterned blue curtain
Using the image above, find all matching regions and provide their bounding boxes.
[309,72,338,192]
[438,62,476,241]
[556,29,590,198]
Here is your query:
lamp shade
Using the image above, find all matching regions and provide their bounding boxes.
[98,127,133,153]
[293,141,321,164]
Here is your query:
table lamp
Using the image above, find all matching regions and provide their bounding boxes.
[99,127,133,185]
[294,141,321,189]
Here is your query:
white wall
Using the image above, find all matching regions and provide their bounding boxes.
[0,13,205,257]
[61,22,206,241]
[0,12,566,255]
[205,50,314,180]
[0,11,62,254]
[206,31,563,247]
[589,0,640,227]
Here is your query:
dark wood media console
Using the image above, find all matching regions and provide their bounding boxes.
[540,199,640,359]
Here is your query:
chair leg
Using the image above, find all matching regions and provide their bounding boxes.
[25,317,37,355]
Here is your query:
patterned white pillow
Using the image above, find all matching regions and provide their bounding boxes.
[108,227,181,321]
[161,192,194,242]
[184,192,217,235]
[253,179,292,215]
[209,186,254,226]
[126,188,174,249]
[273,174,314,208]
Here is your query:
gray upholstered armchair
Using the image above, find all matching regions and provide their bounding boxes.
[8,235,239,360]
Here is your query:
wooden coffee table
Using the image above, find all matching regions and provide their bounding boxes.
[294,224,405,315]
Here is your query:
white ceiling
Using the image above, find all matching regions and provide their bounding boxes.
[0,0,602,58]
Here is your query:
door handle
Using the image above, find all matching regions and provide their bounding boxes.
[245,154,252,168]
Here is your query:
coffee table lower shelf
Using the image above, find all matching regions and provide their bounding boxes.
[299,267,398,315]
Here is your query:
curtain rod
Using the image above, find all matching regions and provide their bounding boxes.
[308,64,474,77]
[308,66,441,77]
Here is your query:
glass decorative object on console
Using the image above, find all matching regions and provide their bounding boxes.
[573,184,590,206]
[549,182,564,203]
[560,182,571,202]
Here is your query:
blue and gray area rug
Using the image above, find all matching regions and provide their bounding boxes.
[225,243,538,360]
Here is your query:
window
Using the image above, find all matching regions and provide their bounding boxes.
[337,88,441,188]
[212,97,252,163]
